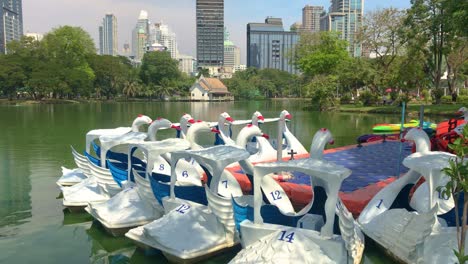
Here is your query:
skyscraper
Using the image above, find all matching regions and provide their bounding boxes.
[150,23,178,59]
[196,0,224,67]
[99,14,118,56]
[320,0,363,56]
[132,10,150,61]
[223,28,240,69]
[247,17,299,74]
[0,0,23,54]
[302,5,323,33]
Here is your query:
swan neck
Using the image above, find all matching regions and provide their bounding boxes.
[415,136,431,153]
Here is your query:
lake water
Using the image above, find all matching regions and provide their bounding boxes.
[0,100,405,263]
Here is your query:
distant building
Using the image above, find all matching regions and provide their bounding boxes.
[302,5,323,33]
[1,0,23,54]
[146,42,167,52]
[99,14,118,56]
[290,22,302,32]
[132,10,150,61]
[233,64,247,73]
[223,28,241,70]
[122,42,131,57]
[178,54,196,75]
[150,23,178,59]
[320,0,363,56]
[196,0,224,67]
[25,33,43,41]
[247,17,299,74]
[190,75,232,101]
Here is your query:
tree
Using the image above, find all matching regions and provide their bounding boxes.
[42,26,96,97]
[196,67,210,78]
[122,68,142,100]
[88,55,130,99]
[294,31,350,76]
[405,0,467,102]
[0,55,26,100]
[140,51,181,99]
[306,75,339,111]
[357,8,407,92]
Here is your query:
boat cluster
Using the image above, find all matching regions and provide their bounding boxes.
[57,110,467,263]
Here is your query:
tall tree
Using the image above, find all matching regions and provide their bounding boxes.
[140,51,181,99]
[294,31,350,77]
[357,8,407,92]
[42,26,96,97]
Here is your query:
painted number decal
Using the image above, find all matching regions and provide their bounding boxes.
[175,204,191,214]
[270,190,282,201]
[182,171,189,178]
[222,180,228,188]
[159,164,165,171]
[376,199,384,209]
[278,231,295,243]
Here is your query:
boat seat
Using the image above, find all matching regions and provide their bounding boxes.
[232,196,255,233]
[84,151,100,167]
[149,174,208,206]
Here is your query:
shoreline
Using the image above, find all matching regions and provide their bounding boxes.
[1,98,463,117]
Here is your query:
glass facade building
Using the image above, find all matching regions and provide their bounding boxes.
[99,14,118,56]
[247,17,299,74]
[196,0,224,67]
[302,5,323,33]
[0,0,23,54]
[320,0,363,57]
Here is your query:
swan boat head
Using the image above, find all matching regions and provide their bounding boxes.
[236,124,269,148]
[310,128,334,160]
[178,113,195,138]
[251,111,265,127]
[404,127,431,153]
[147,118,176,141]
[186,121,219,149]
[456,107,468,121]
[132,114,153,132]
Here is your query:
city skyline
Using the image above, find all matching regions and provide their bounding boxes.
[22,0,411,63]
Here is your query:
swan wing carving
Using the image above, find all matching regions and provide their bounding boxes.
[336,199,364,264]
[363,208,436,263]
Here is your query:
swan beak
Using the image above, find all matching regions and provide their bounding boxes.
[401,139,406,142]
[188,119,196,124]
[285,114,292,120]
[258,115,265,121]
[226,117,234,123]
[328,140,334,145]
[211,128,221,134]
[262,133,270,139]
[171,125,181,131]
[456,111,463,115]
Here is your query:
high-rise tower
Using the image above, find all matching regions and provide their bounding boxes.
[99,14,118,56]
[196,0,224,67]
[320,0,363,56]
[302,5,323,33]
[0,0,23,54]
[132,10,150,61]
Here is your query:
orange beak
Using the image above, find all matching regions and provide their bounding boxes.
[211,128,221,134]
[226,117,234,123]
[258,115,265,121]
[171,125,181,130]
[285,114,292,119]
[188,119,195,124]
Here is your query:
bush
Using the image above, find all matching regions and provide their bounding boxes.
[457,95,468,104]
[441,95,453,104]
[340,94,352,104]
[359,91,379,106]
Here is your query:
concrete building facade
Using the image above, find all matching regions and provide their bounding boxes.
[1,0,23,54]
[247,17,299,74]
[99,14,118,56]
[132,10,149,61]
[302,5,323,33]
[196,0,224,67]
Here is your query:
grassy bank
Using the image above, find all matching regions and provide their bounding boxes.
[339,104,464,117]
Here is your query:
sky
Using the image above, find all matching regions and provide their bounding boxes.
[23,0,411,64]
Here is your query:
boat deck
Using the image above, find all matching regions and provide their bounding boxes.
[228,140,413,217]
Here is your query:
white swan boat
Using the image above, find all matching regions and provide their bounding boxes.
[57,115,152,187]
[86,138,191,236]
[230,157,364,264]
[125,125,268,263]
[358,127,464,263]
[85,121,216,236]
[62,131,149,211]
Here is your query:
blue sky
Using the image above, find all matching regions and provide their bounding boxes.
[24,0,411,62]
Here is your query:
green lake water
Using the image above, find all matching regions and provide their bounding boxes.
[0,100,408,263]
